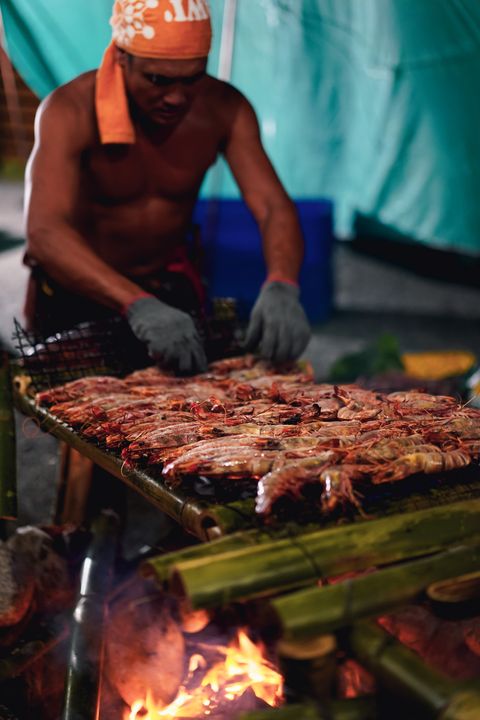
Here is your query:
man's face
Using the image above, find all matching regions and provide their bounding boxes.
[117,51,208,126]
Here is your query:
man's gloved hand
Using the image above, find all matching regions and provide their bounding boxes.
[126,296,207,375]
[245,281,311,363]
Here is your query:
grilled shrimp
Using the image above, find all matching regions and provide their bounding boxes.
[207,355,258,375]
[319,464,367,513]
[343,435,426,464]
[122,422,215,460]
[160,433,282,465]
[334,386,383,421]
[373,448,471,484]
[105,413,196,446]
[36,376,127,405]
[50,394,134,425]
[436,416,480,438]
[163,446,281,482]
[256,455,335,514]
[386,391,460,418]
[123,366,176,385]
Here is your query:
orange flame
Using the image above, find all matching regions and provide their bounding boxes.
[125,630,283,719]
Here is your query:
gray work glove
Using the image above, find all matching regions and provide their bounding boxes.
[126,296,207,375]
[245,281,311,362]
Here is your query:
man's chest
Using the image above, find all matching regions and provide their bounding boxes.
[84,124,220,204]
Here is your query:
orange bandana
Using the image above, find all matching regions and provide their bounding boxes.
[96,0,212,144]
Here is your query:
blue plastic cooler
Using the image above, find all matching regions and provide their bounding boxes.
[193,199,334,324]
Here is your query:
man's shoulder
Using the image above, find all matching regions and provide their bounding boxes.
[37,72,97,145]
[42,71,96,115]
[204,75,246,105]
[203,75,252,126]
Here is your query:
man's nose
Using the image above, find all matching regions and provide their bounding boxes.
[163,86,188,106]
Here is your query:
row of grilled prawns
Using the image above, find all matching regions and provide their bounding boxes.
[36,356,480,516]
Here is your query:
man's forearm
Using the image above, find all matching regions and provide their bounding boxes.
[27,224,145,312]
[259,202,304,284]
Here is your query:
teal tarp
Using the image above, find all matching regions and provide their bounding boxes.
[2,0,480,254]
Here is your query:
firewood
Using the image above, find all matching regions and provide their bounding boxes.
[0,543,34,628]
[106,593,185,707]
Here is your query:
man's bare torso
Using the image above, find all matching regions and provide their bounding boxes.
[63,71,235,276]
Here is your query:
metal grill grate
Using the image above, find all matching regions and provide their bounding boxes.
[12,296,246,395]
[13,317,148,393]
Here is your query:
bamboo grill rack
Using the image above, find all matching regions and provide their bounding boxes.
[11,318,480,540]
[11,381,480,541]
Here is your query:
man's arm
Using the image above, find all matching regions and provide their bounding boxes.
[25,91,144,312]
[223,93,303,284]
[222,91,311,362]
[24,91,207,374]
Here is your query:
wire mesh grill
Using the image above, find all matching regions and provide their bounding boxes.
[13,293,246,395]
[13,317,149,394]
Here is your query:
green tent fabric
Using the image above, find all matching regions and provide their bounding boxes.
[0,0,112,98]
[2,0,480,254]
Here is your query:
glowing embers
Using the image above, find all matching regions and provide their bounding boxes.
[125,629,283,719]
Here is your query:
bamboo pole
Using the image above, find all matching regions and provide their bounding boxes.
[350,621,480,720]
[199,498,257,536]
[142,520,324,585]
[239,698,377,720]
[0,354,17,519]
[271,543,480,641]
[62,510,119,720]
[142,529,271,583]
[168,499,480,609]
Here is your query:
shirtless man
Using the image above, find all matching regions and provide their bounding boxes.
[24,0,311,375]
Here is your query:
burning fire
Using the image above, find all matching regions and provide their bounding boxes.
[125,629,284,719]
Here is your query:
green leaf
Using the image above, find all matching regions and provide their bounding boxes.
[328,334,404,382]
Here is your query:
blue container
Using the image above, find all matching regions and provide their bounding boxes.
[193,199,334,324]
